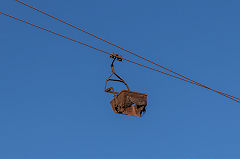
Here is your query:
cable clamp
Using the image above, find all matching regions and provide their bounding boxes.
[110,53,122,61]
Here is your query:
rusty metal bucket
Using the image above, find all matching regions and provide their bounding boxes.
[105,53,147,117]
[110,90,147,117]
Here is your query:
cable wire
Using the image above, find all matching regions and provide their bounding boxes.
[15,0,240,101]
[0,11,239,103]
[0,12,111,56]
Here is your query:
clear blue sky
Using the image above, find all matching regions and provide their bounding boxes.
[1,0,240,159]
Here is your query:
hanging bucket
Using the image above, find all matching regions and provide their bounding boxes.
[105,53,147,117]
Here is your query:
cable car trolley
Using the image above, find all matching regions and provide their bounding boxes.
[105,53,147,117]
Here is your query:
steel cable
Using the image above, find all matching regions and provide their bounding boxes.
[0,11,239,103]
[14,0,240,101]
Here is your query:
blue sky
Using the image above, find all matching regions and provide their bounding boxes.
[0,0,240,159]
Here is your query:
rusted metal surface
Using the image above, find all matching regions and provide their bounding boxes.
[110,90,147,117]
[105,53,147,117]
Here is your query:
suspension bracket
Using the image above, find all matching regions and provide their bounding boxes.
[110,53,122,61]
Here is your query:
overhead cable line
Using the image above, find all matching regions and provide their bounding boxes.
[0,12,111,56]
[0,11,239,104]
[15,0,240,101]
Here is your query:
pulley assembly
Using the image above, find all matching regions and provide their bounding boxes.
[105,53,147,117]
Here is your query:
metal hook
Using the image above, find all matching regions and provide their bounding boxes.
[105,53,130,96]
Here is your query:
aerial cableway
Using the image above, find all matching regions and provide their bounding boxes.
[0,1,239,117]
